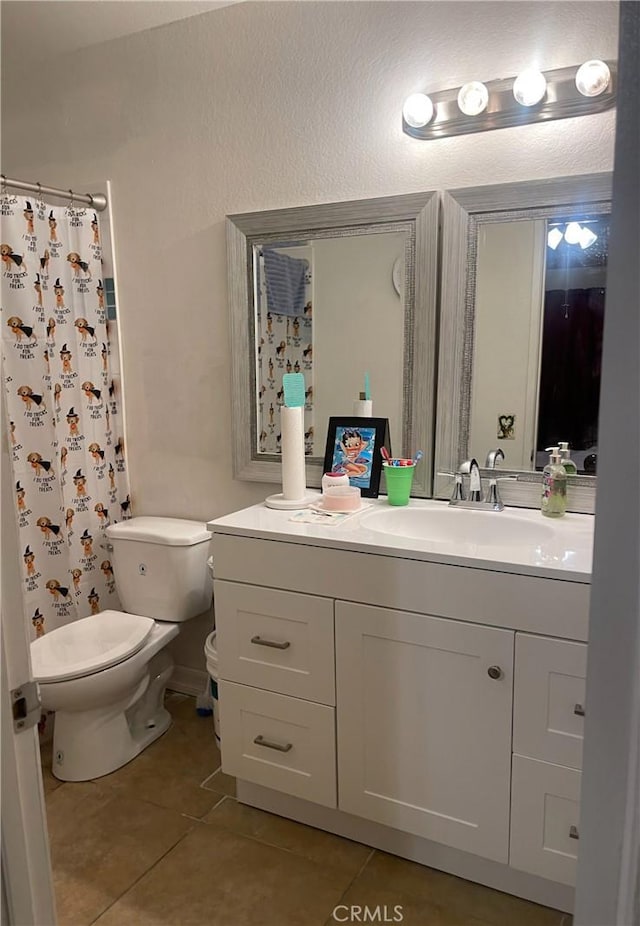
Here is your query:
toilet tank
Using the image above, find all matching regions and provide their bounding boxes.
[105,517,212,622]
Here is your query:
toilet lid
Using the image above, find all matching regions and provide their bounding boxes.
[31,610,155,683]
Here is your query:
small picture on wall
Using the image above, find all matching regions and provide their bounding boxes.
[323,417,390,498]
[497,414,516,440]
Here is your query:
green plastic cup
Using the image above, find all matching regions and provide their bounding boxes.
[383,463,416,506]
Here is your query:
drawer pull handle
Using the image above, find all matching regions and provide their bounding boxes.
[251,635,291,650]
[253,734,293,753]
[574,703,585,717]
[569,825,580,840]
[487,665,503,680]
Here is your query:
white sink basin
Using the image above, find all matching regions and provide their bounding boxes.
[360,506,555,550]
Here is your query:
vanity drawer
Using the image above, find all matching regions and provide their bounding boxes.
[219,680,336,808]
[214,580,335,705]
[514,634,587,769]
[510,755,581,887]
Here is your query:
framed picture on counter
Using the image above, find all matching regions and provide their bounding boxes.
[322,417,391,498]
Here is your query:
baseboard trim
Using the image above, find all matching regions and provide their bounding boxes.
[168,665,208,697]
[236,780,575,915]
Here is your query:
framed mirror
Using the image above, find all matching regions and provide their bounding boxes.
[227,192,439,496]
[435,173,612,512]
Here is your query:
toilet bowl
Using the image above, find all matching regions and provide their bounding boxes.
[30,517,212,782]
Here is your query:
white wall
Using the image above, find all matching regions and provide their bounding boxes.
[1,0,618,669]
[470,220,545,469]
[313,232,406,454]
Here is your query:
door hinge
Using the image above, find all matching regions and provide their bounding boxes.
[11,680,41,733]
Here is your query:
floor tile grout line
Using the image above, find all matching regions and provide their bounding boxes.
[87,821,200,926]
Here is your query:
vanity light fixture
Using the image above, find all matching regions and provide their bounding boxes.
[402,61,615,140]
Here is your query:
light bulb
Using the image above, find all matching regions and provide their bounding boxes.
[576,60,611,97]
[513,69,547,106]
[579,226,598,249]
[402,93,434,128]
[457,81,489,116]
[564,222,583,244]
[547,227,563,250]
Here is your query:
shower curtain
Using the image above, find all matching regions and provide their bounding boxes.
[1,191,130,642]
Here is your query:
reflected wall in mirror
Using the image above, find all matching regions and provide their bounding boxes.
[227,193,439,496]
[435,173,612,512]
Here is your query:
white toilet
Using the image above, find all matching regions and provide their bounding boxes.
[30,517,212,782]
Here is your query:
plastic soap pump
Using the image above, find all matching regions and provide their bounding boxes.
[541,447,567,519]
[558,441,578,475]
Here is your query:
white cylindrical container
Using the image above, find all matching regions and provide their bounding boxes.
[280,405,306,501]
[322,471,350,493]
[204,631,220,746]
[353,399,373,417]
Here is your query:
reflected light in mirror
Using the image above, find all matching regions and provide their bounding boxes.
[579,226,598,249]
[564,221,583,244]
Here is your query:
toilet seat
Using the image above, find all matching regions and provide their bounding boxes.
[31,610,155,683]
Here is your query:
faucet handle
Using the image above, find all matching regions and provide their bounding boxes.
[485,448,505,468]
[460,459,481,501]
[484,477,504,511]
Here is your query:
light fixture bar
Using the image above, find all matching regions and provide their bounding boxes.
[403,63,616,140]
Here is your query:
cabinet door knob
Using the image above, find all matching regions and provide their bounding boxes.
[574,703,585,716]
[487,665,503,680]
[569,825,580,840]
[253,734,293,753]
[251,635,291,650]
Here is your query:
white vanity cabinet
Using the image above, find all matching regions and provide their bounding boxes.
[209,507,593,914]
[336,602,514,862]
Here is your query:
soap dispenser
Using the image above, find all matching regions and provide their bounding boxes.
[541,447,567,518]
[558,441,578,475]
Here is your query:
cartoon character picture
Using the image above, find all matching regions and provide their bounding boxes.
[23,546,36,577]
[10,420,17,445]
[60,344,73,373]
[17,385,45,411]
[54,279,64,307]
[73,470,87,497]
[71,568,83,593]
[80,529,93,557]
[7,316,37,343]
[114,437,124,459]
[23,201,34,233]
[94,502,108,523]
[46,579,69,600]
[333,428,372,477]
[36,516,61,538]
[66,252,92,280]
[46,317,56,339]
[48,211,58,241]
[65,508,74,530]
[32,608,45,638]
[91,213,100,244]
[303,344,312,360]
[101,343,108,371]
[75,318,96,342]
[66,407,80,437]
[120,495,131,517]
[303,301,312,316]
[16,481,26,511]
[88,588,100,615]
[40,249,50,274]
[1,243,26,272]
[292,317,300,338]
[497,414,516,440]
[53,383,62,411]
[81,381,101,404]
[285,359,292,373]
[96,280,105,309]
[108,463,116,491]
[275,341,286,359]
[101,560,114,580]
[34,273,44,306]
[27,452,52,475]
[294,361,300,373]
[60,446,68,471]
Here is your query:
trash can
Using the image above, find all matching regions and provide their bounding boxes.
[204,630,220,747]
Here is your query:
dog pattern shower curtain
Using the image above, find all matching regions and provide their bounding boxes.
[1,192,130,641]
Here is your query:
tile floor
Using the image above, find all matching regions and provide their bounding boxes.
[41,693,572,926]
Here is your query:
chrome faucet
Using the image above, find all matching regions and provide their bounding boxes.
[449,454,505,511]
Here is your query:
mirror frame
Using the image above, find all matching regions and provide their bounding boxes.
[435,172,613,513]
[227,192,439,496]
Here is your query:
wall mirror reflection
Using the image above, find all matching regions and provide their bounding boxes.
[435,173,612,511]
[227,193,439,496]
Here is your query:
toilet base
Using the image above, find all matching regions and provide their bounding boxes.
[51,650,175,782]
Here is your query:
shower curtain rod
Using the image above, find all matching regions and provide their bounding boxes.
[1,175,108,212]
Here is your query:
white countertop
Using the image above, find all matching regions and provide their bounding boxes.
[208,494,594,583]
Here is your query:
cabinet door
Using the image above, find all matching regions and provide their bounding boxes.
[510,755,581,886]
[214,580,335,704]
[336,602,514,862]
[514,634,587,769]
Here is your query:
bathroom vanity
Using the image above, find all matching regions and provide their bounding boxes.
[208,499,594,913]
